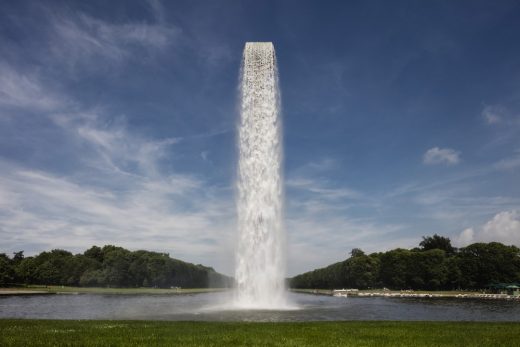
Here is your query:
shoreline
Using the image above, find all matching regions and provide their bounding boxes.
[290,289,520,300]
[2,287,519,300]
[0,287,228,296]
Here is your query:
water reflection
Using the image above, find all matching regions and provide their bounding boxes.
[1,292,519,321]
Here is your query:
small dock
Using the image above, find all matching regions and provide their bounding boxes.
[333,289,358,297]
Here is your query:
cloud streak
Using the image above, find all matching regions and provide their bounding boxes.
[482,104,520,126]
[46,6,180,69]
[423,147,460,165]
[0,62,68,112]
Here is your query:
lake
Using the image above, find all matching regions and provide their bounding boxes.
[1,292,519,321]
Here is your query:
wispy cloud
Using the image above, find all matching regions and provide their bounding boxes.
[286,206,406,274]
[284,169,409,274]
[74,118,179,177]
[0,62,68,112]
[0,27,234,273]
[482,104,520,126]
[0,101,236,270]
[286,177,361,201]
[423,147,460,165]
[47,8,180,68]
[493,151,520,171]
[482,104,506,124]
[0,159,234,266]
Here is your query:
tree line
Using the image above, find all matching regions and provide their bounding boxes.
[290,235,520,290]
[0,245,232,288]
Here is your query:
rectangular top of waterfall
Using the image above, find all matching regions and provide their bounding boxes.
[245,42,273,48]
[243,42,275,68]
[244,42,274,53]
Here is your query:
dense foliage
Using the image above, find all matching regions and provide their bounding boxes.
[0,245,231,288]
[290,235,520,290]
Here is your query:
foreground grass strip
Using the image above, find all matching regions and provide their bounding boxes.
[1,320,519,347]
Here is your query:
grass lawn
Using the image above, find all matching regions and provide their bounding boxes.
[1,320,519,346]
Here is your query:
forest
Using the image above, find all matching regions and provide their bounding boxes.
[0,245,232,288]
[2,235,519,291]
[290,235,520,290]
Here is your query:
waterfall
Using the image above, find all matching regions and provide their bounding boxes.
[234,42,287,309]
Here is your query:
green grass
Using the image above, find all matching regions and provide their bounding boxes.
[1,320,519,346]
[1,286,226,295]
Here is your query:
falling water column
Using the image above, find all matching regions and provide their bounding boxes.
[235,42,287,309]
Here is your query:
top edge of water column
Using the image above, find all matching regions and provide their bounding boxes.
[245,42,274,48]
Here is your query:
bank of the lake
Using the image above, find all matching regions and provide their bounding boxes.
[0,286,226,295]
[1,320,519,347]
[291,288,520,300]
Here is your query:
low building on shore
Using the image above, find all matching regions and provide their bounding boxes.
[487,283,520,296]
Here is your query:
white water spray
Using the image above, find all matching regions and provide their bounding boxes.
[234,42,288,309]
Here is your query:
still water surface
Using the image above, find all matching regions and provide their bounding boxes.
[1,292,519,321]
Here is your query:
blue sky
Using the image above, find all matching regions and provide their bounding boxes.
[1,0,519,275]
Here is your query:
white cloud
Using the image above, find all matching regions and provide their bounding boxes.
[456,210,520,247]
[423,147,460,165]
[456,228,475,246]
[480,210,520,244]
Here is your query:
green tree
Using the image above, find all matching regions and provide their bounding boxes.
[12,251,24,264]
[350,248,365,258]
[408,249,448,290]
[63,255,101,286]
[456,242,520,289]
[445,256,463,290]
[379,249,411,289]
[84,246,104,263]
[15,257,37,284]
[79,269,105,286]
[0,253,15,285]
[420,234,455,255]
[0,244,232,289]
[345,254,380,289]
[103,248,132,287]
